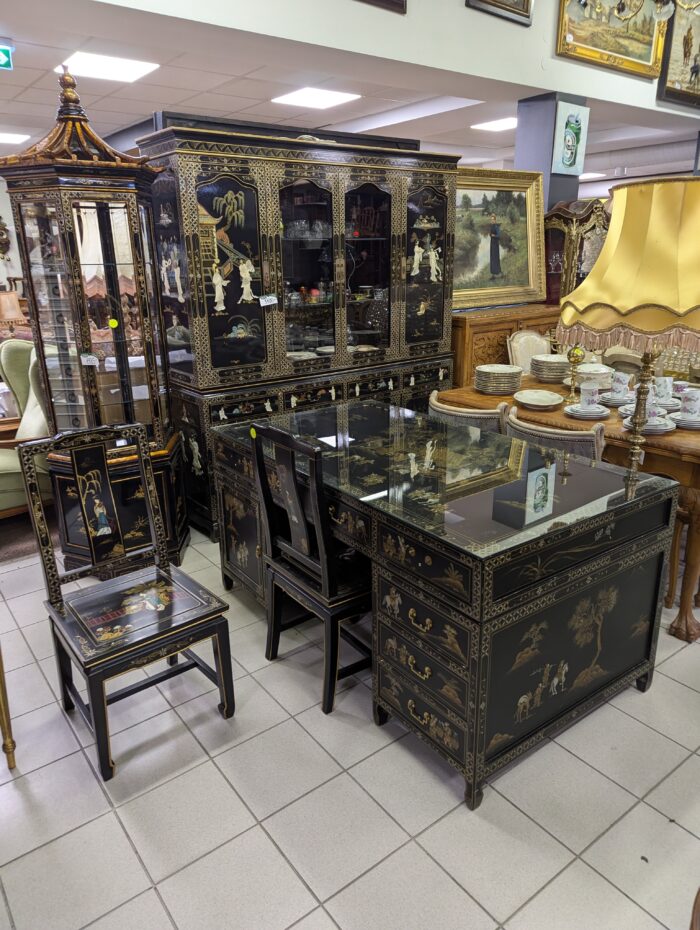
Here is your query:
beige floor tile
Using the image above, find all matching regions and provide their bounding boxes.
[1,813,150,930]
[4,661,54,717]
[0,895,9,930]
[158,826,316,930]
[0,629,33,672]
[118,761,254,881]
[5,589,49,628]
[253,644,355,715]
[289,908,338,930]
[85,890,174,930]
[192,539,222,563]
[646,754,700,839]
[176,675,288,756]
[419,791,573,925]
[0,565,46,600]
[493,741,636,853]
[327,841,496,930]
[104,668,172,735]
[265,774,408,900]
[349,733,463,835]
[0,601,16,635]
[0,703,80,786]
[554,703,689,797]
[179,546,214,574]
[21,618,54,661]
[657,643,700,692]
[505,860,665,930]
[583,803,700,930]
[610,673,700,750]
[654,629,688,666]
[228,617,307,673]
[216,718,341,819]
[0,752,110,866]
[296,680,405,768]
[188,527,209,545]
[0,555,39,576]
[39,655,87,702]
[97,709,207,806]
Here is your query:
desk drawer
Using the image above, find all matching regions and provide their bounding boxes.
[375,571,471,666]
[377,660,466,765]
[378,621,468,715]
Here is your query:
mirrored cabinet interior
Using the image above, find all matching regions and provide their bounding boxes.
[0,71,189,568]
[544,199,610,304]
[139,116,459,537]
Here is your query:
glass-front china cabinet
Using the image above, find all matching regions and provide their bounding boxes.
[0,71,188,567]
[544,199,610,304]
[139,116,458,537]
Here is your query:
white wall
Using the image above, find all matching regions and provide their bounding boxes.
[0,179,21,288]
[91,0,700,121]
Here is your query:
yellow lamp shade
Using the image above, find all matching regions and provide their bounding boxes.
[558,177,700,352]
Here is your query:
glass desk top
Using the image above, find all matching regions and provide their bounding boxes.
[215,400,676,559]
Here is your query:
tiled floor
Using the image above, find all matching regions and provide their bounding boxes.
[0,531,698,930]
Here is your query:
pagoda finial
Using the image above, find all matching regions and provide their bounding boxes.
[57,66,87,121]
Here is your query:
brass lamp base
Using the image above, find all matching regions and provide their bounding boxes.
[626,348,660,478]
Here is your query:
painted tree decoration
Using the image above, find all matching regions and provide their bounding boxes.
[568,586,618,689]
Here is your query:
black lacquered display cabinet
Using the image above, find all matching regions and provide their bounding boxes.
[0,72,189,567]
[544,199,610,304]
[138,116,459,536]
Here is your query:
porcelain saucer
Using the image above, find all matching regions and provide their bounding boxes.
[669,412,700,429]
[622,416,676,435]
[564,403,610,420]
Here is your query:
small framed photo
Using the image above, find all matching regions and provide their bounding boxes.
[525,464,556,524]
[465,0,533,26]
[354,0,407,11]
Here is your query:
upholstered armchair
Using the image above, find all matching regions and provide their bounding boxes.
[0,339,51,518]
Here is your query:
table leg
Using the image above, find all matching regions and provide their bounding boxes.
[669,488,700,643]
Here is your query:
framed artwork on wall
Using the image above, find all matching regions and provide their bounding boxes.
[453,168,545,310]
[556,0,667,78]
[353,0,407,11]
[551,101,590,176]
[465,0,533,26]
[657,8,700,109]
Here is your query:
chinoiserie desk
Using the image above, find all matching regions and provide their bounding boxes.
[213,400,677,809]
[438,378,700,642]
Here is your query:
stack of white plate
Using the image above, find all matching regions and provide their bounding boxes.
[474,364,522,394]
[600,391,636,408]
[530,354,569,383]
[622,416,676,435]
[655,396,682,412]
[564,403,610,420]
[669,412,700,430]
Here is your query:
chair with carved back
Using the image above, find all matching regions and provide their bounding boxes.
[429,390,508,434]
[507,330,550,374]
[18,424,235,781]
[506,407,605,461]
[251,422,372,714]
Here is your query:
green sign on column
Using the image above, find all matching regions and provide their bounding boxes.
[0,46,14,71]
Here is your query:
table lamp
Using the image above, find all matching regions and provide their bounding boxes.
[557,177,700,642]
[0,291,23,337]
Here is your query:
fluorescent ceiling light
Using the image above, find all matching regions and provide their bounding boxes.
[55,52,159,83]
[579,172,606,181]
[471,117,518,132]
[0,132,30,144]
[271,87,360,109]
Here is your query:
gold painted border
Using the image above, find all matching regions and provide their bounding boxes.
[556,0,667,79]
[452,167,545,310]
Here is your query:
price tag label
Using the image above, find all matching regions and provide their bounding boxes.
[80,353,99,367]
[259,294,278,307]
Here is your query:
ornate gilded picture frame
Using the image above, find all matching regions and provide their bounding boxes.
[453,168,545,310]
[657,8,700,109]
[465,0,533,26]
[354,0,407,11]
[556,0,667,78]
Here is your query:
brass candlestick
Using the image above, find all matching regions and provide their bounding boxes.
[565,345,586,405]
[627,346,661,478]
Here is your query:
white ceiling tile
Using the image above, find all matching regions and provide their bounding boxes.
[0,66,47,89]
[244,66,334,86]
[74,37,171,65]
[85,96,156,117]
[137,66,231,91]
[30,72,127,97]
[103,84,196,106]
[14,87,102,107]
[0,100,58,120]
[177,92,261,112]
[211,77,304,99]
[238,101,313,119]
[165,51,265,77]
[7,44,66,71]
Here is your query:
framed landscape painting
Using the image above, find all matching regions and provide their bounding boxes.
[354,0,407,11]
[658,9,700,109]
[452,168,545,310]
[556,0,667,78]
[465,0,533,26]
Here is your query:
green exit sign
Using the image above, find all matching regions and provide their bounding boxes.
[0,46,14,71]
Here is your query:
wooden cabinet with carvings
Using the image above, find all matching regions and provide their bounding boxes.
[451,303,561,387]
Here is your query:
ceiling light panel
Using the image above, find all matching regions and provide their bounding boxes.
[0,132,30,144]
[579,172,606,180]
[55,52,159,83]
[471,117,518,132]
[271,87,360,109]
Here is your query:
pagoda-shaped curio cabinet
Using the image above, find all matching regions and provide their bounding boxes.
[0,70,189,567]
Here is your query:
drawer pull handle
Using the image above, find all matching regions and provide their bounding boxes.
[409,608,433,634]
[407,699,430,727]
[408,655,431,681]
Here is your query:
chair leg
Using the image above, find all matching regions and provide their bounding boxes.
[0,646,16,770]
[322,618,340,715]
[265,574,284,661]
[86,674,114,781]
[52,630,75,714]
[212,622,235,720]
[167,653,178,667]
[665,517,684,609]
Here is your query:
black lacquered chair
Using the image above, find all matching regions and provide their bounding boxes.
[18,424,235,781]
[251,422,372,713]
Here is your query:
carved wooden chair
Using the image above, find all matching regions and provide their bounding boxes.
[429,390,508,434]
[507,330,550,374]
[0,644,15,770]
[18,424,235,781]
[506,407,605,461]
[251,422,372,714]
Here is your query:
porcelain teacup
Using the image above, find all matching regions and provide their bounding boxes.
[579,381,600,410]
[645,399,665,423]
[681,388,700,419]
[611,371,632,398]
[654,376,674,402]
[673,380,689,395]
